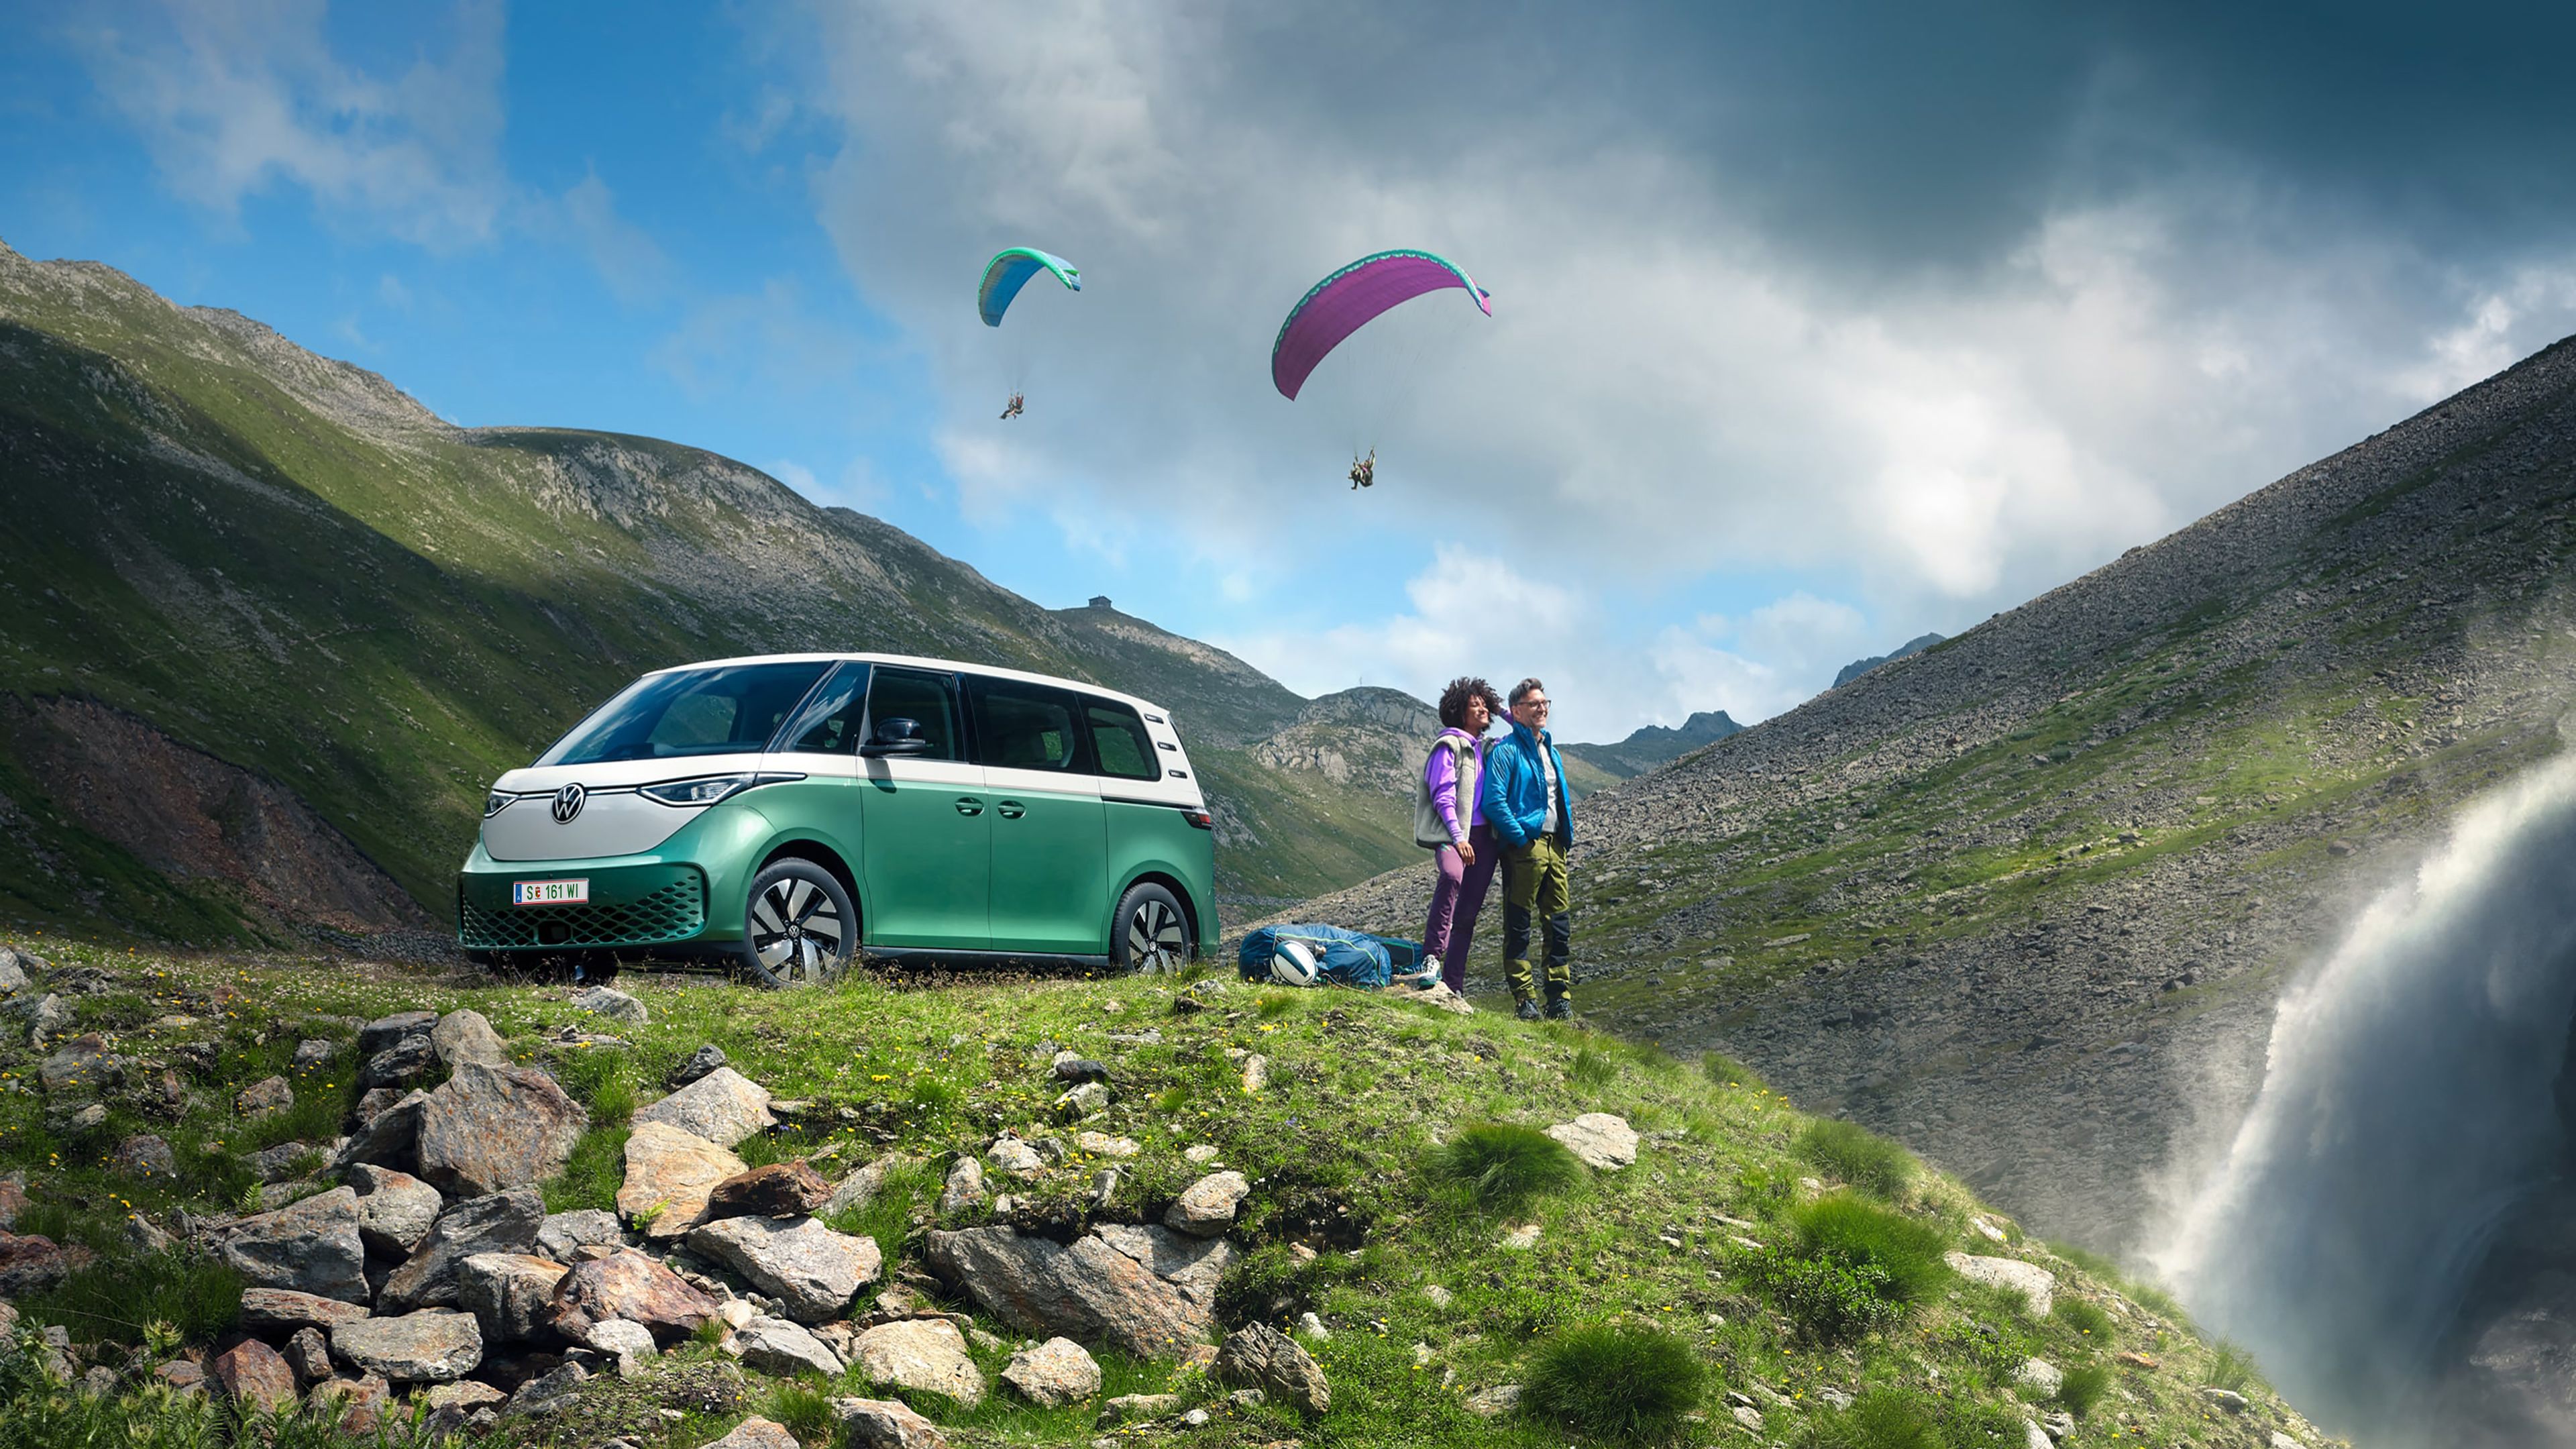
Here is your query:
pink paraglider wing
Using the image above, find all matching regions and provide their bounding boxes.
[1271,250,1491,400]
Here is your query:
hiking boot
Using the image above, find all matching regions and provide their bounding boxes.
[1515,996,1542,1021]
[1544,996,1574,1020]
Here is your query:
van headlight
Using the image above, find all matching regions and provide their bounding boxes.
[484,790,515,818]
[639,772,804,807]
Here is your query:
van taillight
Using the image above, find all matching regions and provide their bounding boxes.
[1183,809,1213,830]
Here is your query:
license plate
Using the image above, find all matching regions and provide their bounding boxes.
[513,879,590,906]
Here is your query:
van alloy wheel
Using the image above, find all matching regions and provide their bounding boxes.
[1112,881,1191,975]
[743,861,854,987]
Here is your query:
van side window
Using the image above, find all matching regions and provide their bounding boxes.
[1083,698,1160,782]
[775,662,870,754]
[865,668,964,761]
[967,676,1085,772]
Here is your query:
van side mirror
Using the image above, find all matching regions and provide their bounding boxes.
[861,717,931,757]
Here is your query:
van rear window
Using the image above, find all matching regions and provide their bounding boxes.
[1084,698,1161,781]
[537,661,831,766]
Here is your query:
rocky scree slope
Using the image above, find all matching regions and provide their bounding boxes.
[1277,331,2576,1252]
[0,238,1422,936]
[0,936,2331,1448]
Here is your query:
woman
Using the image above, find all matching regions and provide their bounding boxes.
[1415,676,1505,996]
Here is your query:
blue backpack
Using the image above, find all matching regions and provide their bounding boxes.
[1236,923,1430,989]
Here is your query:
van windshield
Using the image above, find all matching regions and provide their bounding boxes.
[536,661,832,766]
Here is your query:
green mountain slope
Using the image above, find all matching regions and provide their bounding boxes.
[0,239,1413,938]
[1271,332,2576,1253]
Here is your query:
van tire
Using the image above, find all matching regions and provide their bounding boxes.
[741,859,857,988]
[1110,881,1192,975]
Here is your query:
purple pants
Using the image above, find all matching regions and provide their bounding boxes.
[1424,823,1500,993]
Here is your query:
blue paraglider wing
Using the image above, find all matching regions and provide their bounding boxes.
[978,248,1082,327]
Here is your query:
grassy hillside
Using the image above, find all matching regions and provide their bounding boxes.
[0,936,2332,1448]
[0,240,1417,937]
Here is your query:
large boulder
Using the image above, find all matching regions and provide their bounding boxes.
[849,1319,985,1407]
[704,1417,800,1449]
[1545,1113,1640,1171]
[1164,1171,1250,1237]
[212,1338,299,1413]
[38,1034,111,1091]
[413,1063,588,1197]
[429,1010,508,1069]
[835,1397,949,1449]
[619,1122,746,1239]
[549,1248,721,1343]
[928,1223,1230,1358]
[687,1215,881,1324]
[1945,1252,2057,1317]
[1001,1336,1101,1407]
[458,1252,571,1343]
[111,1134,176,1179]
[238,1287,371,1332]
[632,1067,773,1147]
[221,1187,368,1303]
[735,1314,845,1377]
[570,985,648,1024]
[706,1162,831,1219]
[361,1035,439,1090]
[1218,1320,1331,1414]
[336,1089,429,1173]
[358,1011,438,1059]
[331,1309,484,1383]
[377,1189,545,1313]
[347,1163,443,1255]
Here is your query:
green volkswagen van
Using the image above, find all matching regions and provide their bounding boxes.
[457,654,1216,985]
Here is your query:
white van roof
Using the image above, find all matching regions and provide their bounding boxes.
[645,653,1175,723]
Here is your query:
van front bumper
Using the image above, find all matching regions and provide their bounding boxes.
[456,807,769,952]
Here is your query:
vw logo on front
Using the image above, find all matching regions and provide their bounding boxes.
[551,784,587,824]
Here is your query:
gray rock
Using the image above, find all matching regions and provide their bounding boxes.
[547,1248,721,1343]
[221,1187,368,1302]
[1164,1171,1249,1237]
[504,1360,588,1417]
[849,1318,984,1407]
[248,1142,318,1183]
[282,1326,333,1386]
[835,1396,949,1448]
[735,1313,845,1377]
[413,1063,588,1197]
[928,1223,1229,1358]
[66,1102,107,1132]
[632,1067,773,1148]
[1216,1320,1330,1414]
[361,1035,440,1090]
[2015,1358,2063,1395]
[619,1122,746,1239]
[331,1309,484,1383]
[536,1208,625,1262]
[111,1134,176,1178]
[1101,1392,1179,1422]
[292,1038,335,1070]
[987,1136,1046,1176]
[1001,1336,1100,1406]
[668,1043,727,1089]
[1945,1252,2057,1316]
[336,1089,429,1173]
[583,1316,658,1363]
[1464,1383,1521,1417]
[235,1075,294,1117]
[237,1287,372,1331]
[688,1215,882,1323]
[348,1163,443,1254]
[457,1252,569,1343]
[429,1010,507,1069]
[1054,1081,1108,1119]
[570,985,649,1024]
[378,1189,545,1313]
[358,1012,438,1059]
[1545,1113,1640,1170]
[936,1157,986,1216]
[0,949,25,996]
[821,1155,910,1218]
[27,996,74,1046]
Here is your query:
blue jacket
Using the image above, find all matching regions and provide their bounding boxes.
[1481,718,1573,850]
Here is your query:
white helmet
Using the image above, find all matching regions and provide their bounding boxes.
[1269,938,1321,987]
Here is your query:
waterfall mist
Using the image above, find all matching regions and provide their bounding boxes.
[2157,753,2576,1445]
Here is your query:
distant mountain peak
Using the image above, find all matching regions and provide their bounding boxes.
[1833,632,1945,688]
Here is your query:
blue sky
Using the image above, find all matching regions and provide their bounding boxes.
[7,2,2575,743]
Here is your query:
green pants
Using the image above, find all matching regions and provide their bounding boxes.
[1501,836,1572,1002]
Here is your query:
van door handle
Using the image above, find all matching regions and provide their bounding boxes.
[955,796,983,816]
[997,800,1026,819]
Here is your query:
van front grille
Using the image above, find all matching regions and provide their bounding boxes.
[458,867,707,950]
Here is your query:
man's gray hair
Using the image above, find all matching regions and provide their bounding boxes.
[1509,677,1548,707]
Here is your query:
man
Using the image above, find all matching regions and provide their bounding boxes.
[1481,677,1575,1019]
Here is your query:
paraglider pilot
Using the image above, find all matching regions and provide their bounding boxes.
[1000,392,1024,421]
[1350,448,1375,489]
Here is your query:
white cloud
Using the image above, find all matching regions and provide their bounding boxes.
[549,172,674,304]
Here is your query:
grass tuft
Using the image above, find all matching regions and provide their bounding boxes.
[1703,1051,1766,1089]
[1794,1118,1915,1199]
[1799,1386,2027,1448]
[2057,1362,2111,1416]
[767,1381,839,1438]
[2051,1297,2112,1340]
[1568,1047,1618,1088]
[542,1125,629,1214]
[2203,1340,2264,1393]
[1423,1123,1587,1215]
[1521,1322,1707,1443]
[18,1250,241,1346]
[1793,1194,1953,1303]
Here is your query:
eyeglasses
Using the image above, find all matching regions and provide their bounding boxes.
[1519,698,1550,712]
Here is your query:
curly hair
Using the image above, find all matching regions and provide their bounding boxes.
[1437,676,1505,731]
